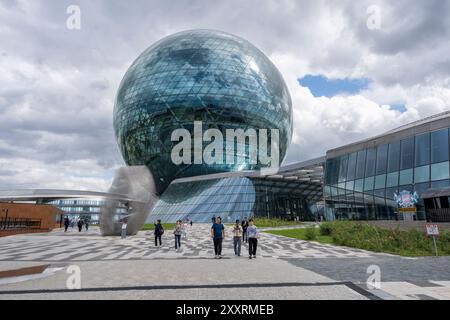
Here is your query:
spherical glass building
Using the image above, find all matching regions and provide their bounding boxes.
[114,29,292,194]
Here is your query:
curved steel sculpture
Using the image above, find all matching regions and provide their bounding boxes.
[100,166,158,236]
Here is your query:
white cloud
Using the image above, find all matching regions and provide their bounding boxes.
[1,0,450,189]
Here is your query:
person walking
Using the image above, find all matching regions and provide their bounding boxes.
[84,218,89,231]
[121,218,128,239]
[64,217,70,232]
[77,219,83,232]
[173,220,182,251]
[246,219,259,259]
[190,220,193,227]
[233,219,242,257]
[241,217,249,243]
[211,216,216,225]
[154,219,164,246]
[211,217,225,259]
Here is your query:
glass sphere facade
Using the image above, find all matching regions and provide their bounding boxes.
[114,29,292,194]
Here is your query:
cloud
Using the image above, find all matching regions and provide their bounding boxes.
[0,0,449,190]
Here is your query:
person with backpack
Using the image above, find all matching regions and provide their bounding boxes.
[154,219,164,246]
[241,217,249,243]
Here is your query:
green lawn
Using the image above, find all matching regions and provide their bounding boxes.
[141,223,177,231]
[253,217,303,228]
[266,228,334,244]
[266,222,450,257]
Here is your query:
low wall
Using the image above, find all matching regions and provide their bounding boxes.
[0,202,60,237]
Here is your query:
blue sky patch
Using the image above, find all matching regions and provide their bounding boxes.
[389,104,407,113]
[298,75,371,98]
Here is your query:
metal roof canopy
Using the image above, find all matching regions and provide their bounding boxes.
[421,187,450,199]
[0,189,134,202]
[172,156,326,184]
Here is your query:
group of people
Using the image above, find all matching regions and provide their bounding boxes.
[211,216,259,259]
[63,216,89,232]
[150,216,259,259]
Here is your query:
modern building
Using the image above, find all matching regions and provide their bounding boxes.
[3,30,450,225]
[0,189,131,226]
[324,111,450,222]
[114,29,293,195]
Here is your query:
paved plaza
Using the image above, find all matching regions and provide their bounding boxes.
[0,224,449,300]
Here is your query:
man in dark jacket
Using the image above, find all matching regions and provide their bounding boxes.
[241,217,249,243]
[64,217,70,232]
[154,219,164,246]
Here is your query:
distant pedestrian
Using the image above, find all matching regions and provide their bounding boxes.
[64,217,70,232]
[211,216,216,225]
[247,219,259,259]
[174,220,182,251]
[121,218,128,239]
[70,219,75,229]
[84,219,89,231]
[211,217,225,259]
[190,220,193,227]
[182,221,188,240]
[154,219,164,246]
[77,219,83,232]
[241,217,249,243]
[233,219,242,257]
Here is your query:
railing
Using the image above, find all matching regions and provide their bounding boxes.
[0,217,42,230]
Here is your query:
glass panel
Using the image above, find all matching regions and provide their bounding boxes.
[414,165,429,183]
[431,128,449,164]
[387,141,400,173]
[415,132,430,166]
[431,161,450,181]
[364,176,374,191]
[338,155,348,182]
[374,174,386,189]
[355,150,366,179]
[399,169,413,185]
[386,172,399,187]
[431,180,450,189]
[376,144,388,175]
[354,179,364,192]
[400,137,414,170]
[365,148,377,177]
[345,180,354,191]
[346,152,357,181]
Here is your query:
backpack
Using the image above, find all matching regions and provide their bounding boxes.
[159,225,164,235]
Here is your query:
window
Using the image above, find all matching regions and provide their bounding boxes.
[354,179,364,192]
[355,150,366,179]
[346,152,357,181]
[364,176,374,191]
[400,137,414,170]
[414,165,429,183]
[399,169,413,185]
[415,133,430,167]
[387,141,400,173]
[365,148,377,177]
[431,162,450,181]
[431,128,449,164]
[338,155,348,182]
[376,144,388,175]
[374,174,386,189]
[386,172,399,187]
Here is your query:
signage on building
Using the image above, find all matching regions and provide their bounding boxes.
[394,190,419,208]
[426,224,439,237]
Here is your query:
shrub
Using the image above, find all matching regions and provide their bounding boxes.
[319,222,334,236]
[304,227,317,240]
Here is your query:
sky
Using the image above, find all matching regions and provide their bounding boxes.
[1,0,450,191]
